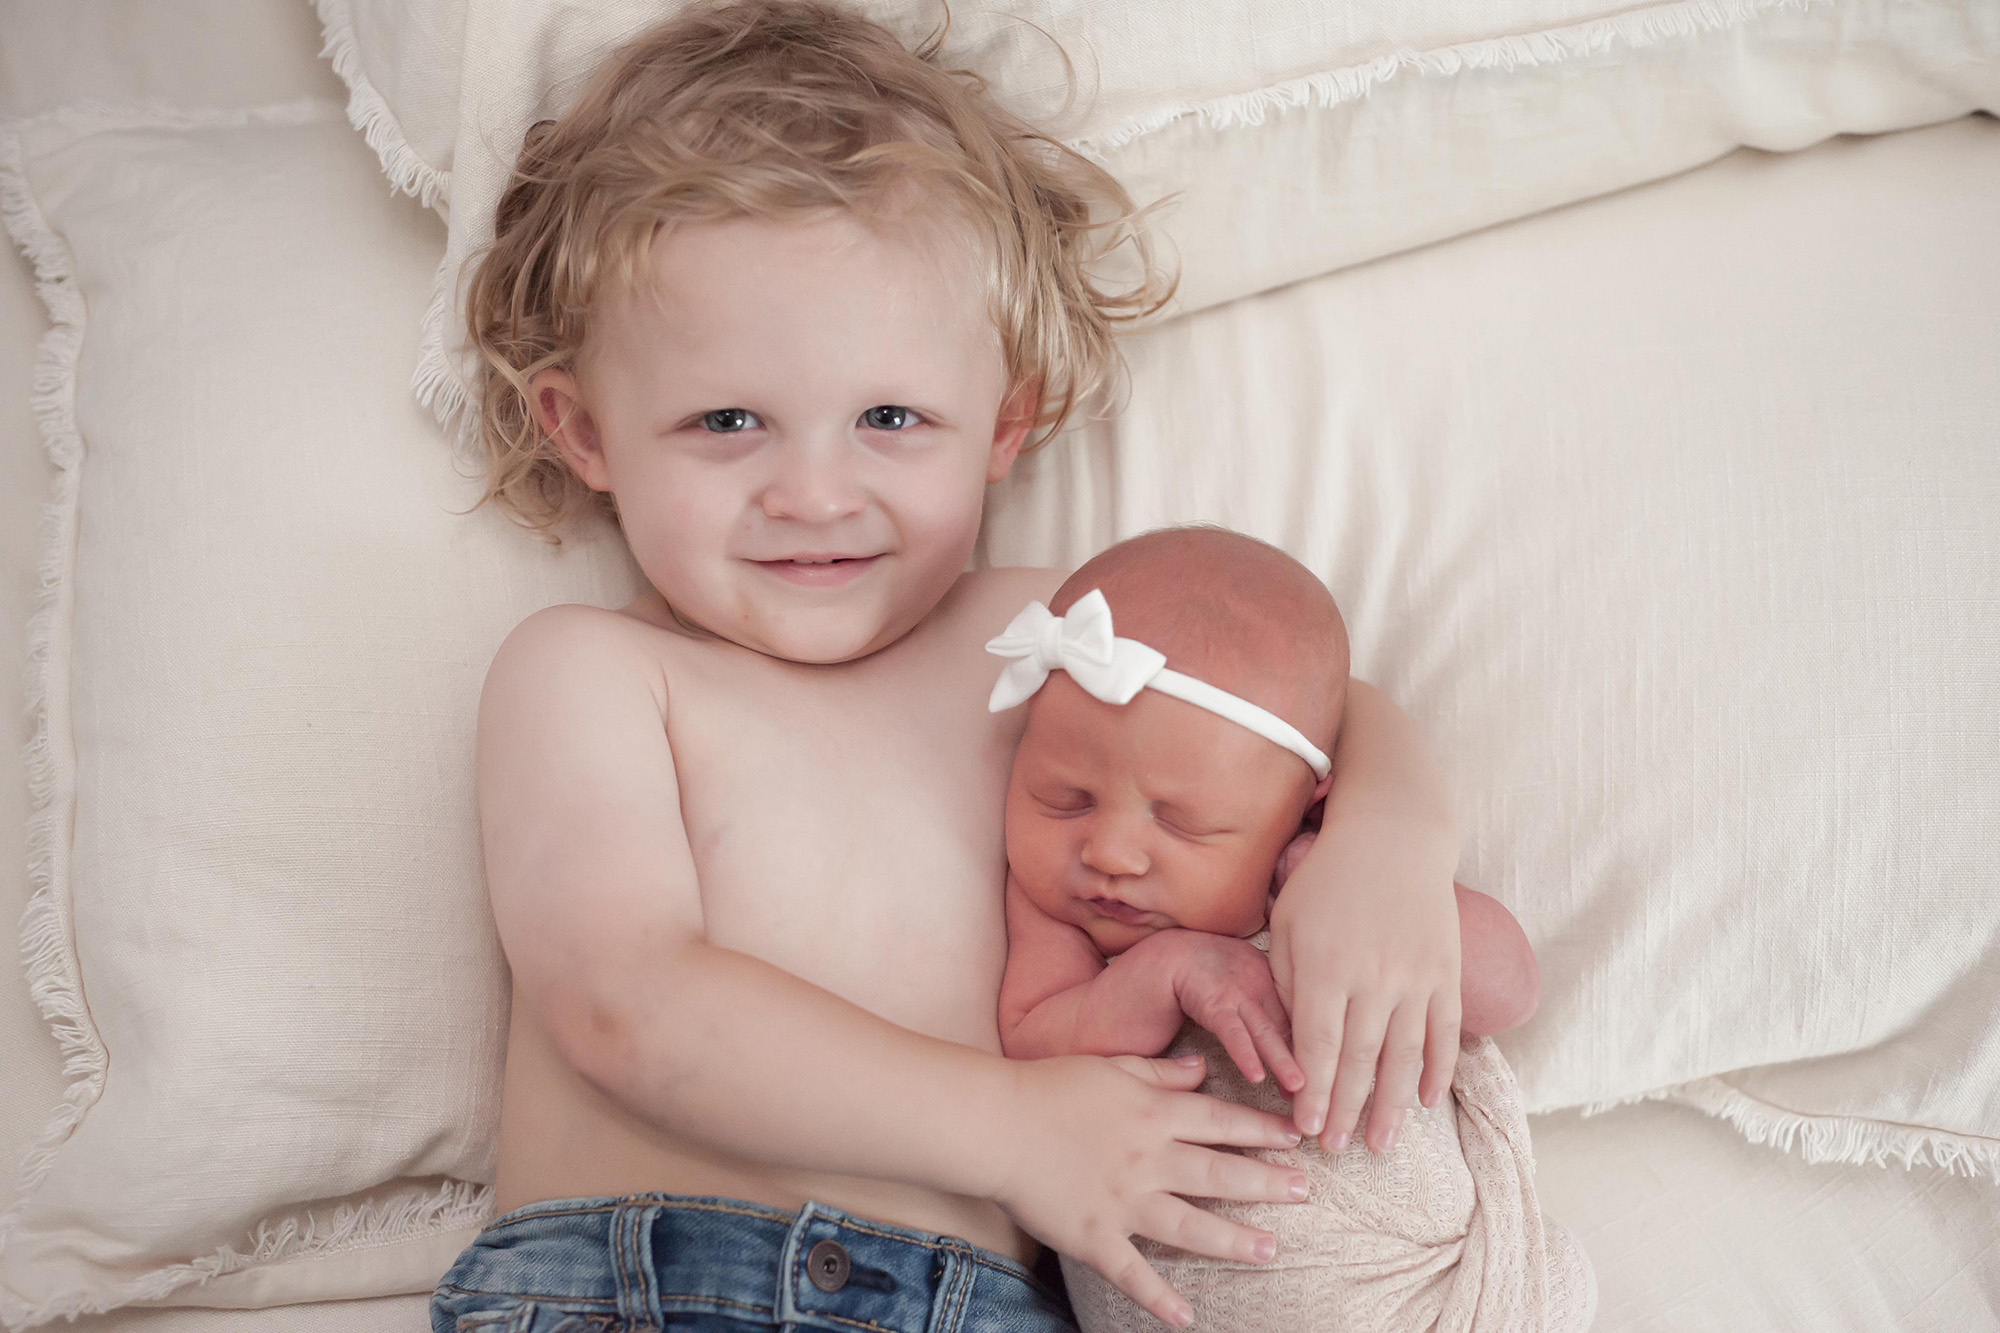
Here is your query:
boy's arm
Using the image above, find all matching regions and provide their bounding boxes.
[480,607,1306,1329]
[1267,678,1461,1154]
[1274,837,1541,1039]
[1000,880,1302,1088]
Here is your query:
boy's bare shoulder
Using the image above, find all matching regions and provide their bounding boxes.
[483,600,674,711]
[954,565,1066,621]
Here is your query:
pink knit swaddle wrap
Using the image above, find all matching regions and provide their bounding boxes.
[1062,1035,1596,1333]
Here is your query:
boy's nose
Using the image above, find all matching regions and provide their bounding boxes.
[759,437,866,524]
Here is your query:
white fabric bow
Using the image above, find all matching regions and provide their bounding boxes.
[985,590,1165,712]
[985,589,1332,779]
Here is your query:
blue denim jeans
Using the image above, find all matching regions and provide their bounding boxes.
[432,1194,1077,1333]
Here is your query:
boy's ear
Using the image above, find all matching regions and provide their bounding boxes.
[986,379,1040,484]
[530,368,612,492]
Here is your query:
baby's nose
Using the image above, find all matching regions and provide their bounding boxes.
[1079,820,1150,878]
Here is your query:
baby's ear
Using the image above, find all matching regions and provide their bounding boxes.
[1310,770,1335,804]
[986,379,1040,483]
[531,368,611,492]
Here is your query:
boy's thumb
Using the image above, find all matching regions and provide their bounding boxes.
[1111,1052,1208,1090]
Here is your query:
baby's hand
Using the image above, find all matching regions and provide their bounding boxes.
[991,1053,1307,1329]
[1155,930,1304,1094]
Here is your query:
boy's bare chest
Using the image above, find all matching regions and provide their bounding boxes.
[658,628,1027,1047]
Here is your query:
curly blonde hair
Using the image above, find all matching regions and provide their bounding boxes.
[466,0,1175,537]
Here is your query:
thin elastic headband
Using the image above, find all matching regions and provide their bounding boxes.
[985,590,1332,779]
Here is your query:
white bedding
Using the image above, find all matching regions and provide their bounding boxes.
[1,4,1996,1331]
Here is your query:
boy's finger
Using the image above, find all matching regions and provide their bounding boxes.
[1165,1142,1309,1208]
[1288,997,1347,1138]
[1111,1052,1208,1091]
[1095,1238,1191,1328]
[1176,1091,1304,1151]
[1322,1004,1388,1153]
[1419,992,1462,1109]
[1138,1193,1280,1267]
[1366,1004,1427,1152]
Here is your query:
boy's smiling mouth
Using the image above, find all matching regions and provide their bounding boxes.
[754,554,883,587]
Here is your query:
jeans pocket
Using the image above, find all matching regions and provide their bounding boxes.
[454,1298,538,1333]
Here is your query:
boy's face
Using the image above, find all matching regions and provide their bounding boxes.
[538,210,1029,663]
[1005,674,1317,958]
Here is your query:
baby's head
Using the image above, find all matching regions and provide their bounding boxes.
[1003,528,1350,957]
[466,0,1171,664]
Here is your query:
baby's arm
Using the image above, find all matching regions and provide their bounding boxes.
[1454,883,1540,1036]
[1000,879,1301,1089]
[481,607,1306,1329]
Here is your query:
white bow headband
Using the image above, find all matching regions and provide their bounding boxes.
[985,589,1332,780]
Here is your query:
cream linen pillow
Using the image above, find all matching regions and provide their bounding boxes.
[0,102,644,1326]
[977,115,2000,1177]
[313,0,2000,444]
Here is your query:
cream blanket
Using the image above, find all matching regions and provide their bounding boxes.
[1063,1032,1596,1333]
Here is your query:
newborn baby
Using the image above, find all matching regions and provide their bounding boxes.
[991,528,1595,1333]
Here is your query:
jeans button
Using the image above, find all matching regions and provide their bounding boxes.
[807,1238,851,1293]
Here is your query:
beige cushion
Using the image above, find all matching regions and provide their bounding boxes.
[980,114,2000,1174]
[4,79,1997,1333]
[0,101,644,1326]
[314,0,2000,444]
[0,0,346,1220]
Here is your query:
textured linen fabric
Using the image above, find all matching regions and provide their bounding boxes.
[1533,1100,2000,1332]
[1062,1032,1595,1333]
[312,0,2000,449]
[0,104,646,1326]
[978,115,2000,1167]
[0,0,346,1184]
[3,43,1998,1333]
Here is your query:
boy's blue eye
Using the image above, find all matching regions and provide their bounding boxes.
[861,405,913,431]
[701,408,758,433]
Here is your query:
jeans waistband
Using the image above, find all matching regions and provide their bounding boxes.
[437,1193,1072,1333]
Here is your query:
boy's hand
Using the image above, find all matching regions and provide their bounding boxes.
[1153,931,1303,1093]
[992,1053,1308,1329]
[1267,812,1460,1156]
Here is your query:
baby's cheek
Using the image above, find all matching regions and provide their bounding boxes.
[1003,806,1069,905]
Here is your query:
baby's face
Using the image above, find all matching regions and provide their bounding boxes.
[1006,672,1318,958]
[553,210,1027,663]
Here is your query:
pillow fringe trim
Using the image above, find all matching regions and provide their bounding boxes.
[0,115,103,1317]
[1579,1078,2000,1182]
[314,0,450,211]
[1070,0,1823,154]
[0,102,491,1330]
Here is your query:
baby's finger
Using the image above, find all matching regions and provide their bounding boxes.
[1419,992,1463,1109]
[1288,998,1346,1138]
[1366,1003,1428,1152]
[1248,1012,1305,1096]
[1090,1237,1192,1329]
[1323,1003,1388,1153]
[1212,1014,1268,1084]
[1137,1192,1279,1268]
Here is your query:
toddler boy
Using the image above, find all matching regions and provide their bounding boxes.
[436,4,1468,1331]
